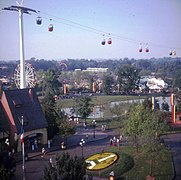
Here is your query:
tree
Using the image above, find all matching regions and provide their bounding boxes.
[124,103,168,176]
[124,104,145,152]
[102,75,114,95]
[43,163,57,180]
[173,69,181,90]
[41,93,59,139]
[43,69,62,96]
[0,151,16,180]
[43,152,87,180]
[162,102,169,111]
[175,91,181,112]
[42,93,75,140]
[116,64,140,94]
[75,96,93,122]
[142,97,160,110]
[124,103,167,152]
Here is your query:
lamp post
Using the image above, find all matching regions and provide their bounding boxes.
[20,116,25,180]
[92,119,96,138]
[79,139,85,157]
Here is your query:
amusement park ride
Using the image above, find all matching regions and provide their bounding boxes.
[2,1,178,89]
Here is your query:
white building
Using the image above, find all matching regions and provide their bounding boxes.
[139,76,168,92]
[83,67,108,73]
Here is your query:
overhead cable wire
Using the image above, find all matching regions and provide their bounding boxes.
[37,11,181,50]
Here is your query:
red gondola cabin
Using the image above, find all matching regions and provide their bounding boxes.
[107,38,112,45]
[48,24,53,32]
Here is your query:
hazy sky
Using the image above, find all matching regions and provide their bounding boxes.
[0,0,181,61]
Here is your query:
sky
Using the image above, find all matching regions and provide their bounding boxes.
[0,0,181,61]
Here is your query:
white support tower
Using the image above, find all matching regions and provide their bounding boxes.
[2,3,37,89]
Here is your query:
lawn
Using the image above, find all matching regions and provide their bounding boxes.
[88,146,173,180]
[58,95,173,179]
[57,95,146,108]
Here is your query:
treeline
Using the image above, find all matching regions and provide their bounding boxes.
[1,57,181,80]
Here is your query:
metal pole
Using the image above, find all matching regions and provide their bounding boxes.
[2,4,37,89]
[81,146,83,157]
[93,120,96,138]
[93,125,95,138]
[19,8,26,89]
[21,116,25,180]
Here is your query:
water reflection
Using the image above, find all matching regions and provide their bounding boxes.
[62,96,171,119]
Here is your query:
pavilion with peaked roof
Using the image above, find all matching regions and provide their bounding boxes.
[0,88,47,151]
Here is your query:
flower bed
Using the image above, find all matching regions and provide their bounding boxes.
[85,152,118,170]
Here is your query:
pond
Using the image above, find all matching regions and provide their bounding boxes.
[62,96,171,119]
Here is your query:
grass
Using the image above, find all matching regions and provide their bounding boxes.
[59,95,173,179]
[58,95,146,109]
[87,148,134,179]
[90,146,173,180]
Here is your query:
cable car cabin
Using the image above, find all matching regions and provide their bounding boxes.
[139,48,142,52]
[172,50,176,56]
[36,16,42,25]
[139,44,142,52]
[48,24,53,32]
[169,49,173,56]
[145,47,149,53]
[107,38,112,45]
[145,44,149,52]
[101,39,106,45]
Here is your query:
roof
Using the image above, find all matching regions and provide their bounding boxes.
[1,88,47,134]
[0,103,10,133]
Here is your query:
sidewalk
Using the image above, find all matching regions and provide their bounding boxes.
[15,127,109,163]
[14,127,110,180]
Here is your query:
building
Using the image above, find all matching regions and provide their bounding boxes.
[0,88,47,151]
[139,76,168,93]
[83,67,108,73]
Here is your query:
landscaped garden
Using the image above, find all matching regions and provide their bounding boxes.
[86,152,119,170]
[58,95,174,180]
[86,146,173,180]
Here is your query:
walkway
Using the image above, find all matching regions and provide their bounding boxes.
[162,133,181,180]
[13,127,112,180]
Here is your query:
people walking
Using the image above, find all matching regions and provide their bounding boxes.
[41,147,45,157]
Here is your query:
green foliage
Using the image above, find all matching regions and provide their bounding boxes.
[176,91,181,112]
[75,96,93,121]
[59,122,75,138]
[173,69,181,89]
[161,102,169,111]
[0,165,11,180]
[0,151,16,179]
[142,97,160,110]
[41,93,59,139]
[116,64,140,94]
[43,163,57,180]
[142,97,152,109]
[43,152,86,180]
[38,69,62,97]
[94,148,134,179]
[102,75,114,95]
[124,104,167,152]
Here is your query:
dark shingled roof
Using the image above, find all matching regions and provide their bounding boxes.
[2,88,47,134]
[0,103,10,133]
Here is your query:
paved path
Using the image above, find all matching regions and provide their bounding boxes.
[162,133,181,180]
[13,127,116,180]
[13,127,181,180]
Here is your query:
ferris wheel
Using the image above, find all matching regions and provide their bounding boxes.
[14,63,36,88]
